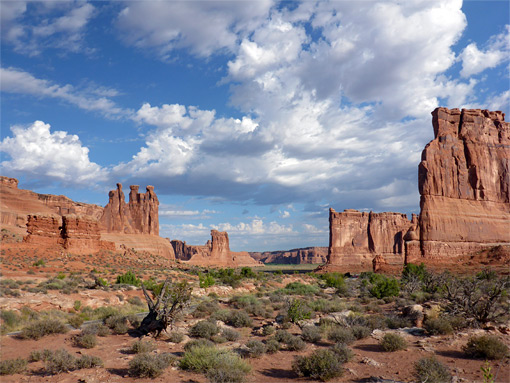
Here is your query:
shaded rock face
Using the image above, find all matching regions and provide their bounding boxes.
[414,108,510,261]
[24,214,114,253]
[327,209,412,271]
[171,240,209,261]
[100,183,159,235]
[250,247,328,264]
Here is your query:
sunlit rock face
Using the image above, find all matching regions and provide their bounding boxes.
[326,208,411,272]
[100,183,159,235]
[414,107,510,261]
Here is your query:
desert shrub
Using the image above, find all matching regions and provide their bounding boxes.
[168,331,185,343]
[380,333,407,352]
[245,339,266,358]
[414,357,451,383]
[180,345,224,372]
[116,271,140,286]
[103,314,134,334]
[262,325,275,336]
[21,318,68,340]
[329,342,353,363]
[351,325,371,340]
[33,259,45,267]
[189,320,219,339]
[292,349,344,381]
[128,296,144,306]
[81,323,110,337]
[75,354,103,369]
[282,282,319,295]
[364,314,388,330]
[129,353,174,378]
[205,352,251,383]
[194,299,220,316]
[369,276,400,299]
[302,325,322,343]
[29,349,53,362]
[463,335,509,360]
[448,315,468,330]
[222,328,240,341]
[212,334,227,343]
[226,310,253,328]
[0,358,27,375]
[0,310,20,328]
[385,314,412,329]
[319,272,346,293]
[230,294,259,309]
[424,318,453,335]
[68,314,84,329]
[212,309,231,322]
[184,338,215,351]
[199,273,215,288]
[286,335,306,351]
[209,268,243,288]
[275,329,293,344]
[287,299,312,323]
[265,338,281,354]
[130,339,156,354]
[327,327,355,344]
[45,349,77,374]
[74,333,97,349]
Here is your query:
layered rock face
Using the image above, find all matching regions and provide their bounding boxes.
[171,230,261,267]
[100,183,159,235]
[250,247,328,264]
[24,214,114,253]
[327,208,412,271]
[414,107,510,261]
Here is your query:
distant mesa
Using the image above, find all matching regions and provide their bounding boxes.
[323,107,510,272]
[249,247,328,264]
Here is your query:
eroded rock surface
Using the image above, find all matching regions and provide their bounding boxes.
[415,108,510,261]
[249,247,328,264]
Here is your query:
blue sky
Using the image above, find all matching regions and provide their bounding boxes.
[1,0,509,251]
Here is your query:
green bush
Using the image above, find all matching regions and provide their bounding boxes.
[414,357,451,383]
[33,259,45,267]
[351,325,371,340]
[385,314,412,329]
[129,353,174,378]
[327,327,355,344]
[245,340,266,358]
[199,273,215,288]
[130,339,156,354]
[212,309,231,322]
[240,267,256,278]
[81,323,110,337]
[292,349,344,381]
[287,299,311,323]
[222,328,240,341]
[282,282,319,295]
[226,310,253,328]
[189,320,219,339]
[380,333,407,352]
[116,271,140,286]
[402,263,428,283]
[209,268,243,288]
[0,358,27,375]
[319,272,346,291]
[184,338,215,351]
[275,329,293,344]
[463,335,509,360]
[265,338,281,354]
[424,318,453,335]
[21,318,68,340]
[74,333,97,349]
[68,314,84,329]
[75,354,103,369]
[302,325,322,343]
[168,331,185,343]
[45,349,76,374]
[369,275,400,299]
[127,296,144,306]
[329,342,353,363]
[0,310,20,328]
[262,325,275,336]
[29,349,53,362]
[205,352,251,383]
[286,336,306,351]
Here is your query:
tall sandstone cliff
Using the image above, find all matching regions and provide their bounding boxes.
[414,107,510,260]
[100,183,159,235]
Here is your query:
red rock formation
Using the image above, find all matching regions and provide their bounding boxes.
[100,183,159,235]
[250,247,328,264]
[173,230,261,267]
[326,208,411,272]
[412,108,510,261]
[61,215,115,254]
[23,214,63,246]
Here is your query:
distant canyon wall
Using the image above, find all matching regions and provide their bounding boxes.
[325,107,510,272]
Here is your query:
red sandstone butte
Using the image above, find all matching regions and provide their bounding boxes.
[171,230,261,267]
[249,247,328,264]
[414,107,510,261]
[325,209,411,272]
